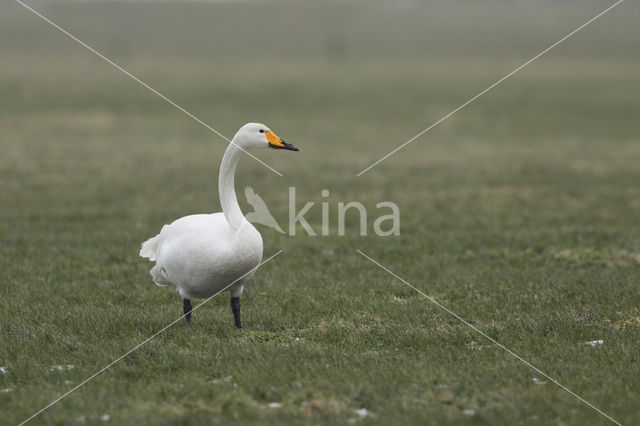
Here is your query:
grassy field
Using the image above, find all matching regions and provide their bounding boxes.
[1,0,639,424]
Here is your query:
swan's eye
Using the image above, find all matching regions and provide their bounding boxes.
[259,129,264,133]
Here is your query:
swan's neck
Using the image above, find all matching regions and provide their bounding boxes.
[219,141,245,230]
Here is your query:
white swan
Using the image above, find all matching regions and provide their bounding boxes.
[139,123,298,328]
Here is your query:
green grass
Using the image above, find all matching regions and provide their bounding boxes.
[1,1,639,424]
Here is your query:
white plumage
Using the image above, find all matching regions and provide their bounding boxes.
[139,122,298,328]
[145,214,262,298]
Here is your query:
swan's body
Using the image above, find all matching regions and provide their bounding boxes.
[139,123,298,327]
[142,214,262,299]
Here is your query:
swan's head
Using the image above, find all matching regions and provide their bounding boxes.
[234,122,299,151]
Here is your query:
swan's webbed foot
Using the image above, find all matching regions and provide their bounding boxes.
[183,298,192,326]
[231,296,242,329]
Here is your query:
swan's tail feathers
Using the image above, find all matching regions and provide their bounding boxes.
[140,235,160,261]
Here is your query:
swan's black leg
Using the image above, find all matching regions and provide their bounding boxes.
[231,296,242,329]
[183,298,192,326]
